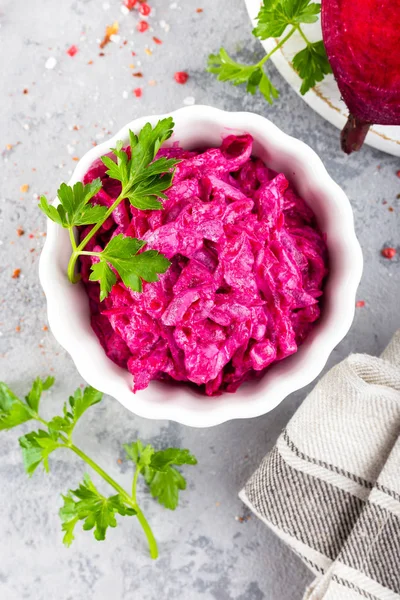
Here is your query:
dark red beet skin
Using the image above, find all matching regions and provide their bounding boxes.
[322,0,400,153]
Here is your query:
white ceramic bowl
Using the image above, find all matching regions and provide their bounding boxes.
[39,105,363,427]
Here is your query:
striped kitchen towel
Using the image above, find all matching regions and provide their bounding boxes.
[240,330,400,600]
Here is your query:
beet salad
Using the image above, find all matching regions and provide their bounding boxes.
[79,134,328,396]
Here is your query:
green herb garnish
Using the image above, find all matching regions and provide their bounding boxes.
[39,118,179,300]
[207,0,332,102]
[0,378,197,558]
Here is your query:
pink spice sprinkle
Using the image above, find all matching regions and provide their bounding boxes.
[124,0,137,9]
[133,87,142,97]
[67,45,78,57]
[137,20,149,32]
[153,36,162,44]
[174,71,189,84]
[356,300,365,308]
[139,3,151,15]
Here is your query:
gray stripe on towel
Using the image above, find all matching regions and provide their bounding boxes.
[245,449,400,594]
[245,447,364,560]
[282,429,400,503]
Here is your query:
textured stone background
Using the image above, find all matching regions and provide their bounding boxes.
[0,1,399,599]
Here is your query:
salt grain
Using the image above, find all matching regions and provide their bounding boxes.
[67,144,74,154]
[122,90,129,99]
[45,56,57,70]
[110,34,121,44]
[183,96,195,106]
[121,5,130,15]
[159,20,170,32]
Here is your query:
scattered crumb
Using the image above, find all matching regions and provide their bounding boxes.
[117,458,123,465]
[153,36,162,44]
[235,514,251,523]
[148,79,157,86]
[196,7,203,12]
[43,325,48,331]
[15,325,21,333]
[23,88,29,94]
[72,156,79,161]
[20,184,29,193]
[45,56,57,70]
[12,268,21,279]
[100,21,119,49]
[144,47,152,56]
[16,227,25,237]
[133,72,143,77]
[183,96,195,106]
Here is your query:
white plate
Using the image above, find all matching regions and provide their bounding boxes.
[244,0,400,156]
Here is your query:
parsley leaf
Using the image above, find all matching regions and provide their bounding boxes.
[89,261,117,302]
[253,0,321,39]
[0,383,33,430]
[19,429,60,475]
[59,474,136,546]
[292,40,332,94]
[144,448,198,510]
[48,386,102,437]
[101,118,179,211]
[25,376,55,412]
[207,49,279,104]
[208,1,330,101]
[124,440,154,468]
[39,179,107,228]
[89,234,170,298]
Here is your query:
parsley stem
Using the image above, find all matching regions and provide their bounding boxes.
[66,190,126,284]
[132,465,141,503]
[258,26,296,68]
[66,441,158,559]
[68,227,77,253]
[29,405,158,559]
[76,192,125,253]
[296,24,311,47]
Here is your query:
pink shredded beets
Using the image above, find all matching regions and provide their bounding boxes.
[80,135,328,396]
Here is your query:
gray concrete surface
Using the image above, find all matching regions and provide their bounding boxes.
[0,0,399,599]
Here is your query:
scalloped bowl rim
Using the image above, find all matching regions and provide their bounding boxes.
[39,105,363,427]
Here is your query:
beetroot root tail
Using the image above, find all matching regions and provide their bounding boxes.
[340,114,372,154]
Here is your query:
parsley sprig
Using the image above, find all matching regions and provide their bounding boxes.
[207,0,332,102]
[0,378,197,558]
[39,118,178,300]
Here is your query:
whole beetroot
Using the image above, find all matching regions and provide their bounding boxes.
[321,0,400,154]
